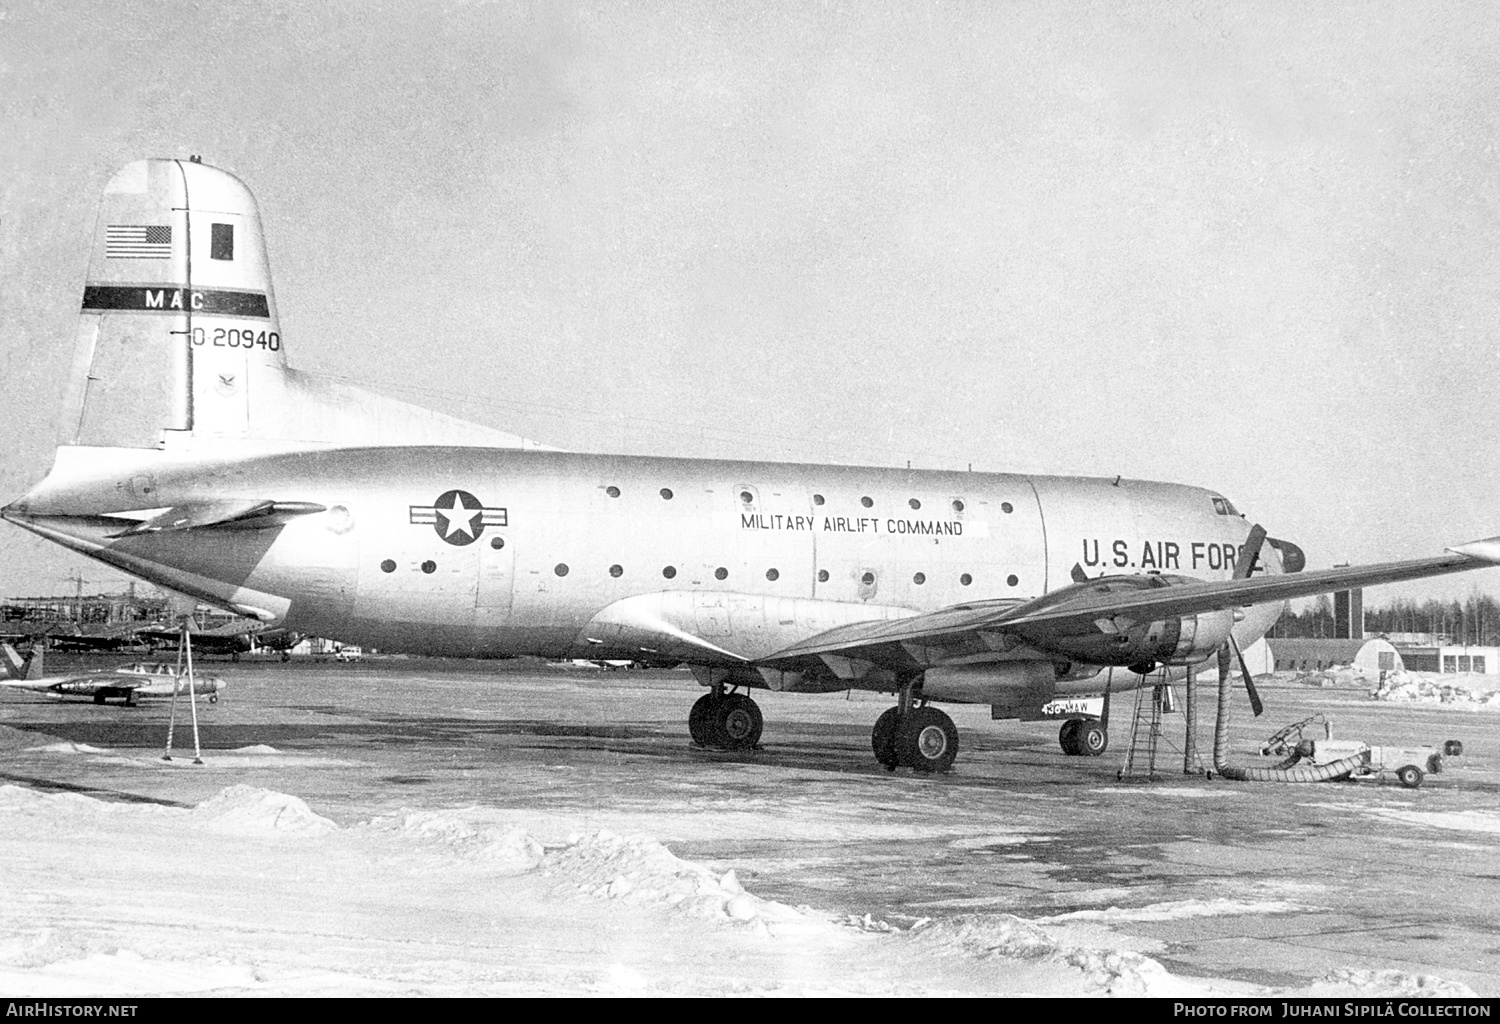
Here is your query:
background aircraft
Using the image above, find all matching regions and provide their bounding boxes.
[2,159,1493,771]
[0,642,225,706]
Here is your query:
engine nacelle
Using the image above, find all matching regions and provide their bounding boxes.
[1005,574,1236,669]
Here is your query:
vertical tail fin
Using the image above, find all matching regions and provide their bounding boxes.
[0,642,43,681]
[59,157,545,454]
[64,158,285,449]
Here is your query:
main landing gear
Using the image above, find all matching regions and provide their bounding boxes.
[1058,718,1108,756]
[872,683,959,773]
[689,688,764,751]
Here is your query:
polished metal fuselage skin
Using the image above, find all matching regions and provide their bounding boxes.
[4,445,1281,680]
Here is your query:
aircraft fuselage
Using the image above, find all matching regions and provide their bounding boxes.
[6,446,1279,676]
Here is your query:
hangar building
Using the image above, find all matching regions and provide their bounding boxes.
[1264,637,1403,674]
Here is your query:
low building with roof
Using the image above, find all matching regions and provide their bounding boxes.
[1264,637,1403,675]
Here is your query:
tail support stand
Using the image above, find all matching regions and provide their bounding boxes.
[161,622,204,765]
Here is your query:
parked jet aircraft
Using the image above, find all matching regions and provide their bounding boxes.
[3,158,1494,771]
[0,642,225,705]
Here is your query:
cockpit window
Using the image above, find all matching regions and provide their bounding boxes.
[1211,496,1240,516]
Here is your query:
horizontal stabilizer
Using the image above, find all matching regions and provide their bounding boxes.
[106,500,326,537]
[1446,536,1500,563]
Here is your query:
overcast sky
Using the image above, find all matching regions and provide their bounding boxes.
[2,0,1498,605]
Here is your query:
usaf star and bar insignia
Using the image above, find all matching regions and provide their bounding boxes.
[409,489,507,546]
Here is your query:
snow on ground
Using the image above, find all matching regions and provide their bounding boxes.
[0,782,1269,996]
[0,781,1479,997]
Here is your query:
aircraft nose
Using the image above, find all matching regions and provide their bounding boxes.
[1268,537,1305,573]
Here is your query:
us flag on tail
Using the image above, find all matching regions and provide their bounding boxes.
[106,224,172,259]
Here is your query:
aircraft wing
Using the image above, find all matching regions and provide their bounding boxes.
[0,674,148,696]
[762,543,1499,670]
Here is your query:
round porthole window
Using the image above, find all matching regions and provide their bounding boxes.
[952,499,965,512]
[1001,502,1013,514]
[913,572,925,585]
[606,485,621,498]
[660,488,673,500]
[663,565,677,579]
[960,573,973,586]
[1007,574,1019,587]
[380,559,396,573]
[766,568,779,581]
[490,536,505,549]
[714,567,728,581]
[817,569,829,583]
[555,563,569,577]
[421,560,436,574]
[609,564,623,578]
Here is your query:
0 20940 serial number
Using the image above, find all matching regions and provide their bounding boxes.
[190,327,281,351]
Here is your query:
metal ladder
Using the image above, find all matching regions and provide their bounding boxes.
[1118,668,1168,781]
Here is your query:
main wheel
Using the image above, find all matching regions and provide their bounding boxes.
[1059,719,1082,756]
[1076,720,1108,757]
[713,693,763,750]
[688,693,715,747]
[872,707,900,768]
[1397,765,1424,789]
[895,706,959,773]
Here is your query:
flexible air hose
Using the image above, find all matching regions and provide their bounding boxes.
[1212,663,1369,782]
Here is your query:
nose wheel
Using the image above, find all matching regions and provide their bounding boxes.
[689,690,763,751]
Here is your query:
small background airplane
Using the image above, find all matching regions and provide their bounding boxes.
[0,642,225,706]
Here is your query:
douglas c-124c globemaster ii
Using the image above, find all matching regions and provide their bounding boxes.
[6,158,1498,773]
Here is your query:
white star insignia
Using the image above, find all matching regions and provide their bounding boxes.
[435,491,481,541]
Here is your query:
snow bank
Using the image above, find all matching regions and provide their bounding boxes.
[906,914,1181,996]
[1316,968,1475,998]
[542,829,810,931]
[362,809,544,872]
[26,741,110,754]
[1369,670,1500,707]
[191,785,337,835]
[1032,898,1304,924]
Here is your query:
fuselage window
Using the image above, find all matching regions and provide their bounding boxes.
[715,567,728,580]
[605,485,620,498]
[421,560,436,574]
[952,499,965,513]
[861,571,875,585]
[609,564,623,578]
[740,490,754,504]
[663,565,677,579]
[817,569,829,583]
[766,568,779,581]
[1007,574,1019,587]
[861,496,873,508]
[913,572,925,584]
[660,488,673,500]
[555,563,569,577]
[909,498,921,510]
[960,573,973,586]
[813,494,825,506]
[490,536,505,549]
[1001,502,1013,514]
[380,559,396,573]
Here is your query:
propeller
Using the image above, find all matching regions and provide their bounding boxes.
[1217,523,1268,717]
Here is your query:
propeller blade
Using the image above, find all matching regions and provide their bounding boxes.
[1232,524,1268,580]
[1230,634,1264,717]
